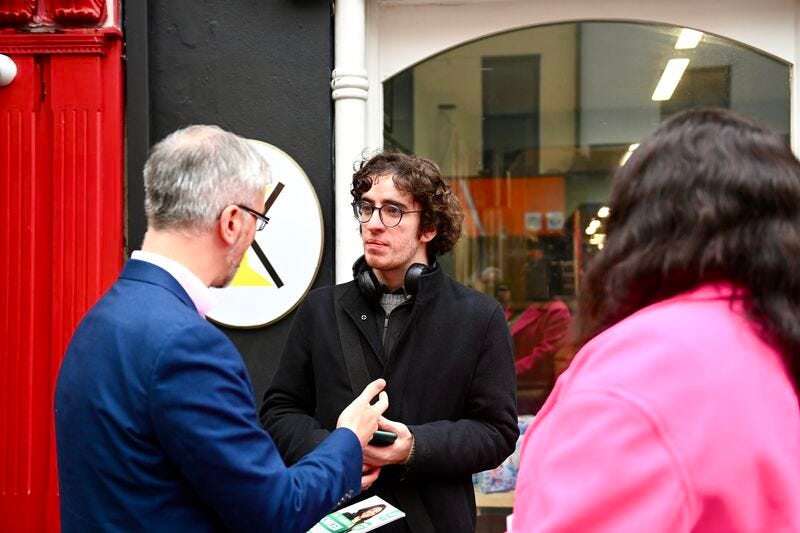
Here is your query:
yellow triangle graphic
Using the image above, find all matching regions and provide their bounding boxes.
[231,250,273,287]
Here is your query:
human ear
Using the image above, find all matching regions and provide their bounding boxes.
[217,205,243,246]
[420,225,437,244]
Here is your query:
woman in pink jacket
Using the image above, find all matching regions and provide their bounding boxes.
[512,108,800,532]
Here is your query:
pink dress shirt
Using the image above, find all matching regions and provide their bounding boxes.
[512,284,800,532]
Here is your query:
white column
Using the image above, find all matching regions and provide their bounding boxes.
[332,0,368,283]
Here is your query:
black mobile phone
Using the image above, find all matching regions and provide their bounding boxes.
[369,430,398,447]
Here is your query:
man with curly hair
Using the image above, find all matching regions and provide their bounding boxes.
[261,152,518,532]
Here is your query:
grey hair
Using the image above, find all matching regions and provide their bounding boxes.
[143,125,271,232]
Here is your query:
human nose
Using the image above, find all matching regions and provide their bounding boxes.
[365,207,385,230]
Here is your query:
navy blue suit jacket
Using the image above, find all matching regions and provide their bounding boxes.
[55,260,361,532]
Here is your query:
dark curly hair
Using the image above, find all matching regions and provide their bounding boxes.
[577,108,800,389]
[351,151,464,256]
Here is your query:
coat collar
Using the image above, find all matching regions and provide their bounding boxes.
[120,259,196,311]
[510,304,548,335]
[674,282,741,302]
[335,264,445,364]
[410,260,443,304]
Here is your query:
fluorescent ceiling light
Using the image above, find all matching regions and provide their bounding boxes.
[589,233,606,246]
[619,143,640,166]
[652,59,690,101]
[675,28,703,49]
[586,218,603,235]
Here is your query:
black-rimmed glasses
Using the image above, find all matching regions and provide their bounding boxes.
[236,204,270,231]
[352,200,422,228]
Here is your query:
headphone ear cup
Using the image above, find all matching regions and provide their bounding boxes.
[403,263,429,296]
[353,256,381,301]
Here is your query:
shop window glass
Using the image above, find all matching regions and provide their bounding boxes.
[383,21,790,416]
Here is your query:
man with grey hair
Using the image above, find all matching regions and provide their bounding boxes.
[55,125,388,532]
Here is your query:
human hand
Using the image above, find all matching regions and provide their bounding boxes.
[336,378,389,447]
[360,464,381,491]
[362,416,413,467]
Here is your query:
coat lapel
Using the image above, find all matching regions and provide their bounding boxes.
[337,282,385,362]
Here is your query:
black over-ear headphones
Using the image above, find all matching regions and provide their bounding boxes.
[352,255,433,301]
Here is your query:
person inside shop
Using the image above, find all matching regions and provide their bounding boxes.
[55,125,390,533]
[261,151,519,533]
[495,283,571,414]
[511,108,800,531]
[470,265,503,295]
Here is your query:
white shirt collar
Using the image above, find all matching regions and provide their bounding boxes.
[131,250,217,317]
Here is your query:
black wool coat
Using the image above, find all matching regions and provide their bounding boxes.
[260,266,519,532]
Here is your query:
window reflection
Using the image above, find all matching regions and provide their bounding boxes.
[384,21,790,416]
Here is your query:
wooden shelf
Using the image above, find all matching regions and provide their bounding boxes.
[475,489,515,509]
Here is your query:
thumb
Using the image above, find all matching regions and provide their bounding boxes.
[378,416,403,432]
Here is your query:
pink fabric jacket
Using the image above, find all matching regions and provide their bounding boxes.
[512,284,800,532]
[511,300,571,377]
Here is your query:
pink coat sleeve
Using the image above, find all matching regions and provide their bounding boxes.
[512,390,694,532]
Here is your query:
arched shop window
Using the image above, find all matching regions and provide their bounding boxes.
[383,21,790,416]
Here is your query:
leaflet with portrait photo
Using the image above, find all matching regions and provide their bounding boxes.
[308,495,405,532]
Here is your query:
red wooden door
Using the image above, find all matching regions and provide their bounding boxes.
[0,2,124,530]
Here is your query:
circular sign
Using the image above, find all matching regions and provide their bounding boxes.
[206,140,324,328]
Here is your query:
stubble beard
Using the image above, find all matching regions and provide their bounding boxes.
[212,243,247,289]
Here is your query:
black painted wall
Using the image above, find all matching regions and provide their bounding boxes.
[124,1,334,400]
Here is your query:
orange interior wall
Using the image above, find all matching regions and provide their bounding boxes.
[454,176,566,237]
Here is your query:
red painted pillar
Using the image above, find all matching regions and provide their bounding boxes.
[0,2,123,530]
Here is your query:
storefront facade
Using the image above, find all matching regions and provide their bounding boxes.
[336,0,798,417]
[1,1,799,529]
